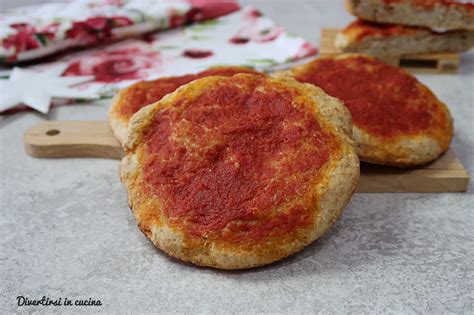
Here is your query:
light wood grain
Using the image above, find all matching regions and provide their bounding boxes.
[24,121,469,192]
[320,28,460,74]
[24,120,123,159]
[359,157,469,193]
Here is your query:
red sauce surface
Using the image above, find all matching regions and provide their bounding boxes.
[293,57,445,137]
[344,19,422,41]
[118,67,259,120]
[141,76,336,242]
[383,0,474,10]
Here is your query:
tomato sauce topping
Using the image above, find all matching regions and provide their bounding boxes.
[293,57,446,137]
[141,75,336,242]
[344,20,422,41]
[118,67,260,120]
[383,0,474,10]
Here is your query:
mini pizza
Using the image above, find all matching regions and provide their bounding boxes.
[275,54,453,167]
[120,74,359,269]
[108,66,261,145]
[336,19,474,57]
[345,0,474,31]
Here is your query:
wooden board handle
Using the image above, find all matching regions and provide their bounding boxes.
[24,121,123,159]
[23,121,469,192]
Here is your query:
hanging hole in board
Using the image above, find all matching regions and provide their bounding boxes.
[46,129,60,136]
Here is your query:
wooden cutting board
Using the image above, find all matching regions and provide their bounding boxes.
[320,28,460,74]
[24,120,470,193]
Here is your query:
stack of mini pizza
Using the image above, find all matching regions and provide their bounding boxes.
[337,0,474,58]
[110,51,453,269]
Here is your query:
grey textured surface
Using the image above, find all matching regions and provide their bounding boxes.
[1,0,473,313]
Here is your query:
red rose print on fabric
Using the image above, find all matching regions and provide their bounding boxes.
[188,0,240,20]
[245,7,263,19]
[2,24,40,54]
[169,0,239,28]
[293,42,318,60]
[229,8,284,45]
[63,45,161,83]
[42,23,60,37]
[229,37,249,44]
[229,27,285,45]
[183,49,213,58]
[169,8,201,28]
[111,16,133,27]
[1,23,61,61]
[66,16,133,44]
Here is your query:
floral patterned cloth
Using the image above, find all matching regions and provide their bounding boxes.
[0,5,318,114]
[55,6,318,97]
[0,0,240,63]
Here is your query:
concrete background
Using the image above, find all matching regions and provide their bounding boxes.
[1,0,473,313]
